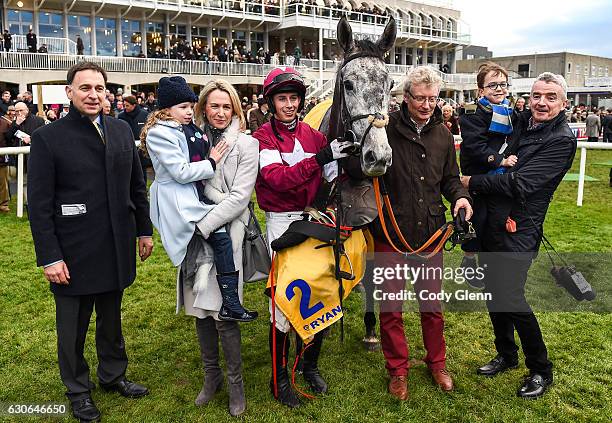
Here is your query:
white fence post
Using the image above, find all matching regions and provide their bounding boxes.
[576,147,587,206]
[17,153,24,218]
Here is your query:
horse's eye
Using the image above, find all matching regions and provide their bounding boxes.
[344,80,354,91]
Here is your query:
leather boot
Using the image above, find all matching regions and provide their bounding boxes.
[269,325,300,408]
[217,271,258,322]
[218,320,246,417]
[302,331,328,394]
[294,333,304,374]
[195,317,223,406]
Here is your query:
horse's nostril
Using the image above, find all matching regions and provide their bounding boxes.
[364,150,377,166]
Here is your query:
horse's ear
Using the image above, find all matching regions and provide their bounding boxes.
[376,16,397,54]
[337,16,354,53]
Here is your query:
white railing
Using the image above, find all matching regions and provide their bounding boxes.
[0,52,309,77]
[1,146,28,218]
[300,58,339,71]
[282,6,470,44]
[576,141,612,206]
[307,78,334,99]
[147,0,282,18]
[11,35,77,55]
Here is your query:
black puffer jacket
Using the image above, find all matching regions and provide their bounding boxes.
[469,110,576,253]
[459,102,515,176]
[118,105,149,140]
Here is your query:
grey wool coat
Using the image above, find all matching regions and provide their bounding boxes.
[176,116,259,319]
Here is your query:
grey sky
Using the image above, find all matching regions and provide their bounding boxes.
[455,0,612,58]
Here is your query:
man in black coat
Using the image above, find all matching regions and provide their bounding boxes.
[0,90,13,116]
[7,101,45,146]
[461,73,577,399]
[3,29,11,52]
[118,95,150,181]
[28,62,154,422]
[602,108,612,143]
[26,29,37,53]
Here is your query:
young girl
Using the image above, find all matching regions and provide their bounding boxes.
[458,62,518,288]
[141,75,257,322]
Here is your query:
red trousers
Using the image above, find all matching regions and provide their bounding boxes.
[375,240,446,375]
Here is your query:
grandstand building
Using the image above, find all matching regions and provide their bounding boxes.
[0,0,475,100]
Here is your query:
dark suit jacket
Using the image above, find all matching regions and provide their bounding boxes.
[28,106,153,295]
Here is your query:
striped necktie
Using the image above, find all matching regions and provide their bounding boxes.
[93,121,105,144]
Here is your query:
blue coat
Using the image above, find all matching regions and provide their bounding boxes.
[146,120,215,265]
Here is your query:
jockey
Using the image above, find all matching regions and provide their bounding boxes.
[253,66,353,408]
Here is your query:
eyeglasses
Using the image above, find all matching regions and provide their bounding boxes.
[407,90,438,105]
[484,82,510,90]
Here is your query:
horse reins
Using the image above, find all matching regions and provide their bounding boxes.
[334,52,454,259]
[373,177,454,259]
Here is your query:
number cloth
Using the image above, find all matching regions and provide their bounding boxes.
[267,229,368,340]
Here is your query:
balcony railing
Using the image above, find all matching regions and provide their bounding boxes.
[282,6,469,44]
[0,52,479,89]
[11,35,77,55]
[0,52,304,77]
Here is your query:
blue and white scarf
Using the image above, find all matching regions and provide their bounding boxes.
[478,97,513,135]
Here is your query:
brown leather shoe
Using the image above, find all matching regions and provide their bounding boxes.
[431,368,454,391]
[0,206,9,213]
[388,375,408,400]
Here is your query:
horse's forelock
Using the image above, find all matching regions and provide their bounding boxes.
[345,39,384,61]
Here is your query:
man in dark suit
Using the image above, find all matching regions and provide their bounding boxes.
[28,62,154,422]
[26,29,37,53]
[118,95,151,182]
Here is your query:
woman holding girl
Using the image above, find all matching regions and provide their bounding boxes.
[141,76,259,417]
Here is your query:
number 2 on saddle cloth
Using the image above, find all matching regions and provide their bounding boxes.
[266,211,369,342]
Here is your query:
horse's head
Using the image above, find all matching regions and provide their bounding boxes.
[331,16,396,177]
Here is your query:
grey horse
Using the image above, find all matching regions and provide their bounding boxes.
[306,16,397,351]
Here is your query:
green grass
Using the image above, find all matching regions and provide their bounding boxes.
[0,151,611,423]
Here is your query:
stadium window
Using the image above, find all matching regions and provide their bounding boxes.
[576,64,580,75]
[212,28,228,53]
[121,20,142,57]
[169,24,187,46]
[192,26,208,50]
[233,30,247,51]
[591,65,596,76]
[606,67,609,77]
[8,9,33,35]
[38,12,63,38]
[68,15,92,55]
[146,22,165,56]
[567,62,571,74]
[250,32,264,53]
[95,17,117,56]
[599,66,603,76]
[517,63,530,78]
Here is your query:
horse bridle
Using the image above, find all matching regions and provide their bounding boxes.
[334,51,390,155]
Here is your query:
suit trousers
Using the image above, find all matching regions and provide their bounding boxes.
[480,253,553,377]
[53,290,128,401]
[0,166,9,207]
[375,240,446,376]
